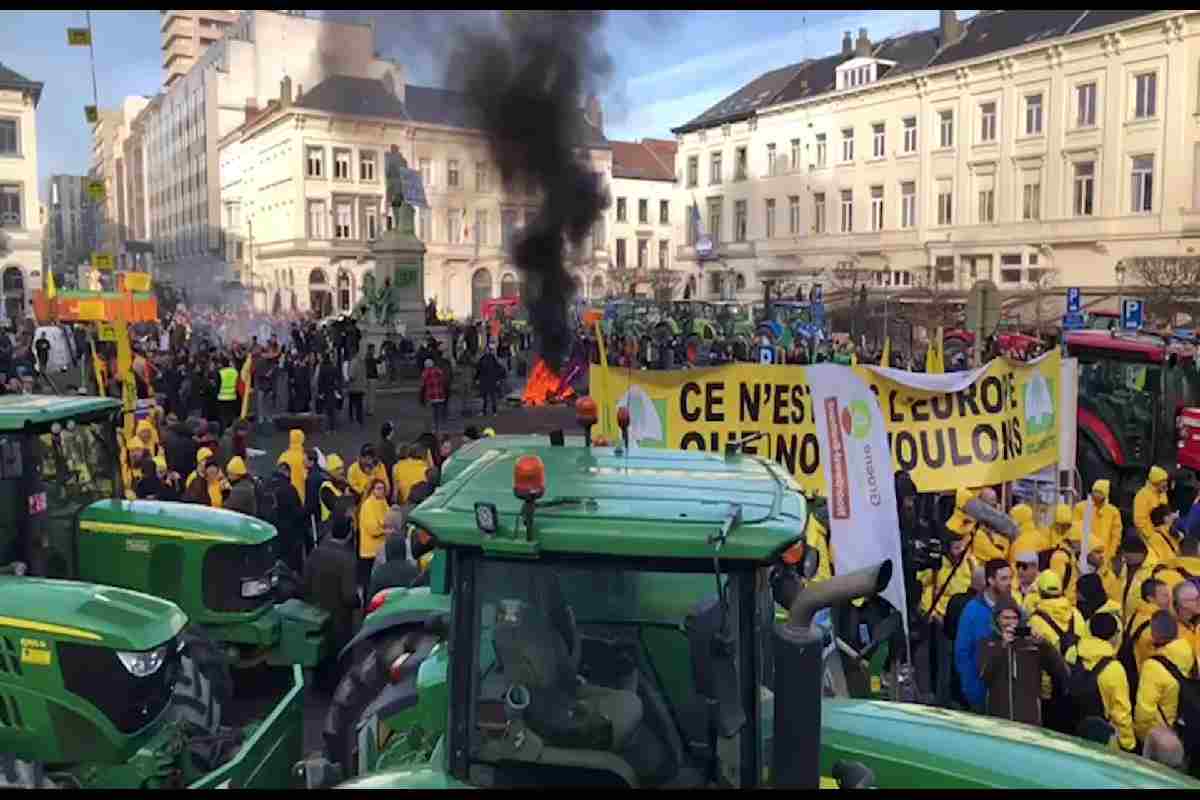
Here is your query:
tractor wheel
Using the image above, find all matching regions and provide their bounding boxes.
[323,633,410,774]
[168,627,232,735]
[0,756,58,788]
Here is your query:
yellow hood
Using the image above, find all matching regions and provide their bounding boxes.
[1035,595,1076,629]
[288,429,305,450]
[1092,479,1111,500]
[1011,503,1034,528]
[226,457,247,478]
[1149,465,1169,486]
[1157,636,1196,675]
[1077,635,1117,666]
[196,447,213,468]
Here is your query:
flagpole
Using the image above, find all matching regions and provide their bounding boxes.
[85,11,99,110]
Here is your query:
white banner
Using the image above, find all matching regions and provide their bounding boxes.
[808,364,908,635]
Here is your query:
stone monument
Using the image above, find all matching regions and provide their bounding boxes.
[363,146,446,353]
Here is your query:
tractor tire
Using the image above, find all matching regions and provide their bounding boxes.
[0,756,58,788]
[323,633,408,773]
[168,627,232,735]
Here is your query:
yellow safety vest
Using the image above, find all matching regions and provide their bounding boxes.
[320,480,343,522]
[218,367,239,402]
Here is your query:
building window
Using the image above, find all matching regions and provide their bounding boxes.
[978,187,995,223]
[687,155,698,187]
[939,110,954,148]
[707,197,722,242]
[638,198,648,224]
[306,147,324,178]
[0,119,17,155]
[979,102,997,143]
[815,133,827,167]
[937,185,953,226]
[839,190,853,233]
[307,200,326,238]
[872,123,885,158]
[765,198,776,238]
[0,183,20,227]
[615,238,626,268]
[841,128,854,162]
[1134,72,1157,119]
[868,186,883,231]
[766,143,777,176]
[659,199,669,225]
[616,197,627,223]
[790,138,801,171]
[476,162,489,192]
[900,181,916,228]
[1000,254,1023,284]
[686,204,698,245]
[333,149,350,180]
[1076,82,1097,128]
[935,255,956,285]
[659,239,669,270]
[334,202,352,239]
[359,150,376,181]
[419,158,432,188]
[813,193,826,234]
[734,147,747,181]
[1022,180,1041,221]
[902,117,917,153]
[475,209,489,245]
[501,209,518,248]
[447,208,462,243]
[734,199,747,242]
[1132,155,1154,213]
[447,159,460,189]
[710,152,723,185]
[1025,94,1043,135]
[1073,161,1095,216]
[637,238,648,269]
[788,195,800,235]
[365,204,378,240]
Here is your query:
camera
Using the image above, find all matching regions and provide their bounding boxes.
[1014,623,1031,638]
[909,536,944,572]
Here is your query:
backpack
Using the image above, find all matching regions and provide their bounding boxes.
[1118,617,1152,704]
[1034,611,1080,658]
[1067,655,1116,721]
[1149,655,1200,756]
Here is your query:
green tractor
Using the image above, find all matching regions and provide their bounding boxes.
[0,576,305,788]
[0,395,330,705]
[316,413,1198,789]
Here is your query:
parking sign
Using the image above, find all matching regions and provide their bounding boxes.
[1066,287,1081,313]
[1121,298,1144,331]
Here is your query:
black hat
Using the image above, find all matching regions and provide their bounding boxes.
[360,444,377,458]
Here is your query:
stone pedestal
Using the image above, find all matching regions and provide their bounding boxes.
[369,202,430,347]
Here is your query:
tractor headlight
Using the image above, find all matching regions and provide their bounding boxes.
[241,577,272,598]
[116,644,169,677]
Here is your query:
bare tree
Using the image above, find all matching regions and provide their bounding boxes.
[1124,256,1200,327]
[605,264,645,299]
[1026,265,1059,336]
[896,266,960,336]
[648,266,682,303]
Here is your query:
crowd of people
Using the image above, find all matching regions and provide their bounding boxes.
[881,465,1200,774]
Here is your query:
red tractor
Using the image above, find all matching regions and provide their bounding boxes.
[1066,329,1200,511]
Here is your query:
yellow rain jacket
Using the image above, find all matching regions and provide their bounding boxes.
[1008,504,1048,570]
[1073,480,1123,563]
[1133,466,1169,544]
[1029,593,1085,699]
[1135,637,1197,743]
[806,514,834,583]
[186,447,214,491]
[358,495,390,560]
[348,461,390,500]
[918,552,977,618]
[277,429,308,500]
[1076,636,1136,752]
[1125,600,1161,673]
[1154,555,1200,595]
[392,457,428,505]
[1145,523,1181,565]
[135,419,162,459]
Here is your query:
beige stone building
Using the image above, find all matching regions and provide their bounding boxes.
[0,63,43,321]
[671,10,1200,324]
[218,71,611,319]
[607,137,680,299]
[160,10,241,90]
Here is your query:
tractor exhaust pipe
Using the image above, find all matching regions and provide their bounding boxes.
[772,561,892,789]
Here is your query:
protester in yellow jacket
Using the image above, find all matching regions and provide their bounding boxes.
[1126,578,1171,672]
[945,488,977,537]
[357,479,391,563]
[1012,551,1042,612]
[1097,537,1156,622]
[1152,535,1200,596]
[1077,572,1125,651]
[970,487,1011,563]
[919,535,976,618]
[1074,479,1123,563]
[805,513,835,583]
[1077,615,1137,752]
[1008,504,1048,571]
[276,429,308,502]
[185,447,213,491]
[348,445,390,501]
[122,437,146,499]
[1134,615,1196,743]
[1029,570,1086,699]
[391,445,429,505]
[1045,504,1082,601]
[1144,504,1181,565]
[1133,465,1170,544]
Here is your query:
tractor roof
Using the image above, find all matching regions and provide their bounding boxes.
[80,499,278,545]
[1065,330,1192,364]
[410,442,807,562]
[0,394,121,429]
[0,576,187,650]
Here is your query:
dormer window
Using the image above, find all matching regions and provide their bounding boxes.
[837,57,896,91]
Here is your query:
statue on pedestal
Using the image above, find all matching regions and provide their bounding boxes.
[384,146,407,214]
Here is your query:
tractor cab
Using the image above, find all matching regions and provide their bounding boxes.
[1065,330,1200,508]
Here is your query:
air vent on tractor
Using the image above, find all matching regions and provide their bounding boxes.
[0,637,22,676]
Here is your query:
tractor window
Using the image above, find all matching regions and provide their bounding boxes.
[32,420,119,504]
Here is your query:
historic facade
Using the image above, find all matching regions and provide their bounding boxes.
[0,62,43,321]
[608,137,680,299]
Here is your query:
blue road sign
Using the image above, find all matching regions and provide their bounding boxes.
[1063,311,1086,330]
[1066,287,1081,313]
[811,284,823,304]
[1121,298,1144,331]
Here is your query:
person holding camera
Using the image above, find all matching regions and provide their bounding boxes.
[916,534,977,706]
[978,597,1069,726]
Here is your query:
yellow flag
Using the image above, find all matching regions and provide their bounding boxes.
[45,270,57,300]
[239,351,254,421]
[925,327,945,374]
[879,337,891,367]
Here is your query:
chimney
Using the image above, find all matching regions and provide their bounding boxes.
[940,11,963,45]
[585,94,603,132]
[280,75,293,109]
[855,27,871,57]
[244,97,258,124]
[841,30,853,56]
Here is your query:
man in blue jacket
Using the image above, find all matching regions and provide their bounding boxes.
[955,558,1013,713]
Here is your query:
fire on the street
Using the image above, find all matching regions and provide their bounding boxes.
[522,358,576,406]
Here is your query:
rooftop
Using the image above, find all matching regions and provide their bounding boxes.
[673,10,1163,134]
[409,442,807,562]
[0,395,121,430]
[611,138,677,182]
[0,61,43,107]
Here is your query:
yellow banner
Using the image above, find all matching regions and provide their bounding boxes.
[91,252,113,271]
[123,272,151,292]
[592,353,1061,494]
[67,27,91,46]
[86,180,105,202]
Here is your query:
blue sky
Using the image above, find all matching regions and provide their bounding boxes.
[4,10,965,200]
